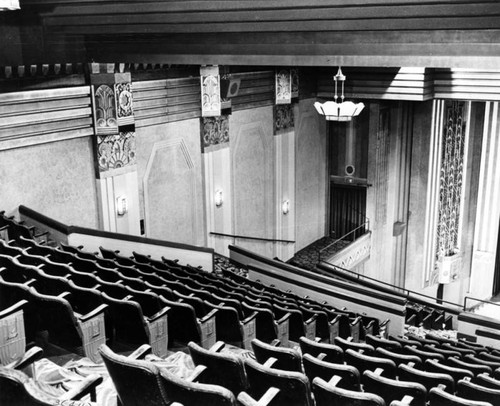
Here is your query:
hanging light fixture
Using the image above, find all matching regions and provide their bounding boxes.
[314,67,364,121]
[0,0,20,10]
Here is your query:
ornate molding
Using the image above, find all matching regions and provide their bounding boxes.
[200,65,221,117]
[273,104,294,135]
[375,107,390,226]
[200,115,229,152]
[326,232,371,270]
[275,69,292,105]
[291,68,299,99]
[97,131,136,173]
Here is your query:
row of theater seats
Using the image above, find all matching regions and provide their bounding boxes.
[0,232,384,364]
[89,334,500,406]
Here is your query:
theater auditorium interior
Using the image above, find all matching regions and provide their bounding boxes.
[1,1,500,405]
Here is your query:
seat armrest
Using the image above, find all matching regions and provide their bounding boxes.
[148,306,170,323]
[57,291,72,300]
[186,364,208,382]
[276,312,291,324]
[305,314,317,325]
[263,357,278,368]
[242,311,258,325]
[78,303,108,323]
[0,299,27,318]
[59,374,103,402]
[200,307,218,323]
[270,339,281,347]
[128,344,152,359]
[238,387,281,406]
[6,346,44,370]
[209,341,226,352]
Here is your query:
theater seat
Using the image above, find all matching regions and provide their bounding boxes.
[188,341,248,395]
[243,357,314,406]
[426,359,475,382]
[312,376,385,406]
[457,378,500,406]
[99,344,168,406]
[398,362,455,393]
[159,367,237,406]
[0,365,103,406]
[429,386,493,406]
[362,369,427,406]
[299,336,344,364]
[472,373,500,390]
[302,353,361,391]
[345,348,397,379]
[251,338,303,372]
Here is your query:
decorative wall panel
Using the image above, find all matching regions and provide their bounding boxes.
[94,84,118,134]
[97,131,137,172]
[275,69,292,105]
[200,115,229,152]
[273,104,294,135]
[114,82,134,126]
[435,101,467,261]
[200,65,221,117]
[143,138,200,245]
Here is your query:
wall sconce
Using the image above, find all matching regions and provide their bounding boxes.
[282,199,290,215]
[116,195,128,216]
[215,189,223,207]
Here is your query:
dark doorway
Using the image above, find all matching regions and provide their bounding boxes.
[329,183,367,241]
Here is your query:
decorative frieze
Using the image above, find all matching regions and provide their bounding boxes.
[97,131,136,172]
[273,104,294,135]
[200,115,229,152]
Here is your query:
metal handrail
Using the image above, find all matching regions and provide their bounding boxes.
[464,296,500,312]
[318,220,370,262]
[320,261,464,310]
[209,231,295,244]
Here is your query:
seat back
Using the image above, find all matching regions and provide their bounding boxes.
[251,338,302,372]
[312,376,385,406]
[426,359,475,382]
[429,386,493,406]
[302,353,360,391]
[299,336,344,364]
[334,336,375,355]
[473,373,500,390]
[188,341,248,395]
[159,367,236,406]
[445,357,493,376]
[365,334,402,351]
[376,347,422,368]
[362,370,427,406]
[398,363,455,393]
[345,348,397,379]
[99,344,167,406]
[243,357,314,406]
[457,379,500,406]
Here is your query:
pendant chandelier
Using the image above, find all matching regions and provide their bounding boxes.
[314,67,364,121]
